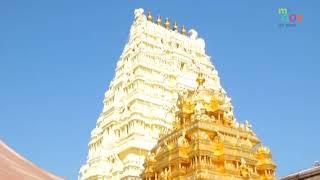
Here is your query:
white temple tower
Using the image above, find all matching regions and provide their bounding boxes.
[79,8,233,180]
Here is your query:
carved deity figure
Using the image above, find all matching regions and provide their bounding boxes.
[147,152,156,163]
[178,131,189,147]
[240,158,250,178]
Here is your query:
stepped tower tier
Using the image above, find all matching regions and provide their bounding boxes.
[142,74,276,180]
[80,8,234,180]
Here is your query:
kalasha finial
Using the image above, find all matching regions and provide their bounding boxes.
[147,11,153,21]
[165,18,170,29]
[181,25,187,35]
[173,22,178,32]
[156,15,162,25]
[196,73,205,87]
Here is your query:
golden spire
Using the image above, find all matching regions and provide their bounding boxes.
[173,22,178,32]
[165,18,170,29]
[147,11,153,21]
[196,73,205,87]
[156,15,162,25]
[181,25,187,35]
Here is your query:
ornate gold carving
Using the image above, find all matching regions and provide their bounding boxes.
[142,76,276,180]
[240,158,250,178]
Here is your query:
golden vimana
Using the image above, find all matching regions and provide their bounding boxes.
[142,74,276,179]
[79,9,276,180]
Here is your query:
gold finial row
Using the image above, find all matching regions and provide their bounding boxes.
[146,11,187,36]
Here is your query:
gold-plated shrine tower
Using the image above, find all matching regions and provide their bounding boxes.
[79,8,276,180]
[142,74,276,179]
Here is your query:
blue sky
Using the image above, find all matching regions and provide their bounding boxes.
[0,1,319,179]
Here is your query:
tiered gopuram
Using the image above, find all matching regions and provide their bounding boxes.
[79,8,276,180]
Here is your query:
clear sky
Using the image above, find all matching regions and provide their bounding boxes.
[0,1,319,179]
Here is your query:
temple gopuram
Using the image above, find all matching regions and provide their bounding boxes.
[141,74,276,180]
[80,8,276,180]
